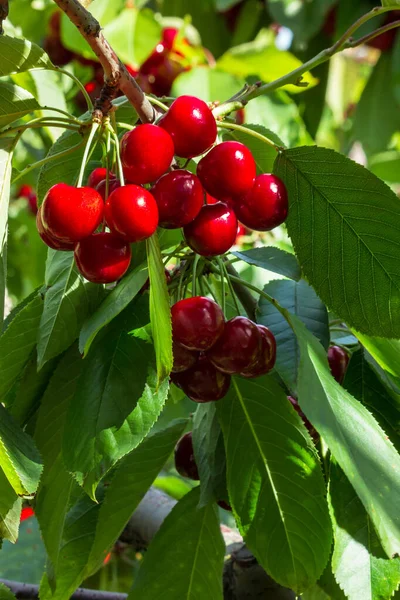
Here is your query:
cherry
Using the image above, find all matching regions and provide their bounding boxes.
[184,202,238,256]
[162,27,179,50]
[151,170,204,229]
[87,168,115,189]
[96,178,121,201]
[174,432,199,480]
[288,396,318,440]
[17,184,33,198]
[172,341,199,373]
[159,95,217,158]
[327,346,349,384]
[120,124,174,184]
[105,185,159,243]
[197,141,256,201]
[74,232,131,284]
[36,207,75,251]
[240,324,276,378]
[233,174,288,232]
[27,192,38,215]
[172,357,231,403]
[41,183,103,243]
[171,296,225,351]
[20,507,35,522]
[207,316,261,374]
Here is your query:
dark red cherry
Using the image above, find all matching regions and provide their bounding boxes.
[328,346,349,384]
[172,341,199,373]
[197,141,256,201]
[121,124,174,184]
[105,185,159,243]
[183,202,237,256]
[171,296,225,351]
[240,325,276,378]
[174,432,199,480]
[217,500,232,511]
[17,184,33,198]
[151,170,204,228]
[288,396,318,440]
[74,232,131,284]
[159,95,217,158]
[87,168,115,189]
[172,357,231,403]
[41,183,104,243]
[207,316,261,375]
[36,207,75,251]
[233,174,288,231]
[96,178,121,201]
[27,192,38,215]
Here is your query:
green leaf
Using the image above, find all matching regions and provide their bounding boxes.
[172,67,244,103]
[289,314,400,558]
[0,515,46,583]
[274,146,400,338]
[0,36,52,76]
[302,560,347,600]
[0,583,17,600]
[222,124,283,176]
[0,293,43,403]
[267,0,336,43]
[37,251,102,369]
[382,0,400,7]
[329,460,400,600]
[257,279,329,393]
[369,151,400,183]
[217,375,332,593]
[0,82,40,129]
[0,468,21,543]
[147,234,172,385]
[130,487,225,600]
[233,247,301,280]
[79,260,148,356]
[0,137,14,320]
[354,333,400,380]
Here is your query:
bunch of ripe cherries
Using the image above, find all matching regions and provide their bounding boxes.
[36,94,288,284]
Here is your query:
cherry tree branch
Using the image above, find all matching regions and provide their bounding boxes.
[0,0,9,34]
[0,580,126,600]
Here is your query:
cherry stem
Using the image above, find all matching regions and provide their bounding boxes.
[107,123,125,186]
[216,257,226,315]
[146,96,169,112]
[191,254,201,297]
[77,122,99,187]
[217,121,280,151]
[0,117,81,138]
[55,67,94,111]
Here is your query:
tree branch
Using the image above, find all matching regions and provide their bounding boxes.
[51,0,156,123]
[0,580,126,600]
[0,0,8,34]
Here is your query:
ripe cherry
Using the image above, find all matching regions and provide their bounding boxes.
[36,207,75,251]
[87,168,115,189]
[233,174,288,231]
[121,124,174,184]
[105,185,159,243]
[172,356,231,403]
[240,325,276,378]
[96,178,121,201]
[288,396,318,440]
[172,341,199,373]
[207,316,261,374]
[41,183,103,243]
[159,95,217,158]
[17,184,33,198]
[174,432,199,480]
[74,232,131,284]
[327,346,349,384]
[184,202,237,256]
[27,192,38,215]
[151,170,204,228]
[197,141,256,201]
[171,296,225,351]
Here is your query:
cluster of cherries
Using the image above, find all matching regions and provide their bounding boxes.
[36,95,288,284]
[170,296,276,403]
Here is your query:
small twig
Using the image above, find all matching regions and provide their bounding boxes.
[0,0,8,34]
[0,580,126,600]
[225,263,257,320]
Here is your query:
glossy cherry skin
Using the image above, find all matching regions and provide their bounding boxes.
[171,296,225,351]
[87,168,115,189]
[105,185,159,243]
[41,183,104,243]
[159,95,217,158]
[328,346,350,384]
[184,202,238,256]
[121,124,174,184]
[36,207,75,251]
[288,396,318,440]
[172,340,199,373]
[207,316,261,375]
[172,357,231,403]
[152,170,204,228]
[174,432,199,480]
[233,174,288,232]
[96,178,121,201]
[197,141,256,201]
[240,325,276,378]
[74,232,131,284]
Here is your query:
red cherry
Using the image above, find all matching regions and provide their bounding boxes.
[288,396,318,440]
[41,183,103,243]
[151,169,204,229]
[240,325,276,378]
[207,316,261,375]
[171,296,225,351]
[197,141,256,201]
[74,232,131,284]
[36,206,75,251]
[121,124,174,184]
[162,27,179,50]
[27,192,38,215]
[206,193,219,204]
[87,168,115,189]
[105,185,159,243]
[172,357,231,403]
[20,507,35,522]
[328,346,349,384]
[174,432,199,480]
[17,184,33,198]
[159,95,217,158]
[184,202,237,256]
[96,178,121,201]
[233,174,288,232]
[172,340,199,373]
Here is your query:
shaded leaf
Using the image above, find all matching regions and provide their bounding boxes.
[233,246,301,280]
[0,583,17,600]
[267,0,336,43]
[0,82,40,129]
[0,36,52,76]
[0,469,21,543]
[354,333,400,380]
